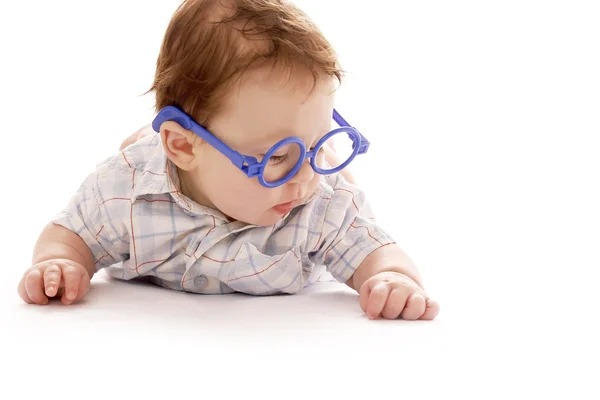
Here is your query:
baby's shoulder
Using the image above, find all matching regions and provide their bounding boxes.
[99,133,161,170]
[84,134,163,199]
[296,173,375,225]
[290,174,352,219]
[316,173,368,207]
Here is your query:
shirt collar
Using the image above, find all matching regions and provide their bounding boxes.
[131,138,230,221]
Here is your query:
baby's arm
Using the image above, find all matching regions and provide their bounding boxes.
[18,162,129,305]
[18,223,95,305]
[309,175,439,320]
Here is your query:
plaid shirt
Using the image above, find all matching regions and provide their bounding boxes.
[52,134,395,295]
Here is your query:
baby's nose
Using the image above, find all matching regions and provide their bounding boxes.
[290,159,315,184]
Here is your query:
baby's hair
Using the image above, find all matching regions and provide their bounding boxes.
[149,0,343,127]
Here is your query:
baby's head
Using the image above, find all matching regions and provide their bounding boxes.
[150,0,343,226]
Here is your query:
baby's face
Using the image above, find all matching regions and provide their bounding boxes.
[190,68,335,226]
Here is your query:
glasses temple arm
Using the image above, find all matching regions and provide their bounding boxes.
[333,109,351,127]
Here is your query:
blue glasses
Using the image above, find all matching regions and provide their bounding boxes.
[152,106,369,188]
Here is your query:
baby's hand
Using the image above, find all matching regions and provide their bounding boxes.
[17,259,91,305]
[359,271,440,320]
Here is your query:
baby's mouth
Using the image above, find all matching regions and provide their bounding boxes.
[272,201,295,214]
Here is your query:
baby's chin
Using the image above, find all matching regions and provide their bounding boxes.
[217,207,280,227]
[243,212,287,227]
[226,207,294,227]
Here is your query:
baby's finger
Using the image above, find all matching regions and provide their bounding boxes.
[366,284,390,319]
[24,270,48,305]
[17,277,34,304]
[400,293,427,320]
[359,281,372,313]
[419,298,441,320]
[73,272,91,303]
[381,289,409,319]
[60,265,82,305]
[43,264,62,298]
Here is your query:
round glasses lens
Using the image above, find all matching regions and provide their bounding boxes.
[263,142,303,183]
[315,130,356,171]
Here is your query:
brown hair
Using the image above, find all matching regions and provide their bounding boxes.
[149,0,343,127]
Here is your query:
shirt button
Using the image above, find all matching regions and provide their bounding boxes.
[194,275,208,288]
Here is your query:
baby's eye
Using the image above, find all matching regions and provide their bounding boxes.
[268,153,289,165]
[311,146,325,157]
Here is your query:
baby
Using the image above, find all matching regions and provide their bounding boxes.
[18,0,439,320]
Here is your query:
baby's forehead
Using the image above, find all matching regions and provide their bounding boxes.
[229,65,336,104]
[211,67,336,150]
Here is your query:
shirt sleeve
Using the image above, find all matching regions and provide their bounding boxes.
[308,174,396,284]
[52,172,129,271]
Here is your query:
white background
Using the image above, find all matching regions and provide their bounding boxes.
[1,0,599,398]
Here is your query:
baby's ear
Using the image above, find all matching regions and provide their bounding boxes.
[160,121,201,171]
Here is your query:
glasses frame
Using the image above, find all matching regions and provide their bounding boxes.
[152,105,370,188]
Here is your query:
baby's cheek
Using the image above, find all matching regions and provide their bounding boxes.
[216,182,270,221]
[243,187,276,211]
[307,174,321,195]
